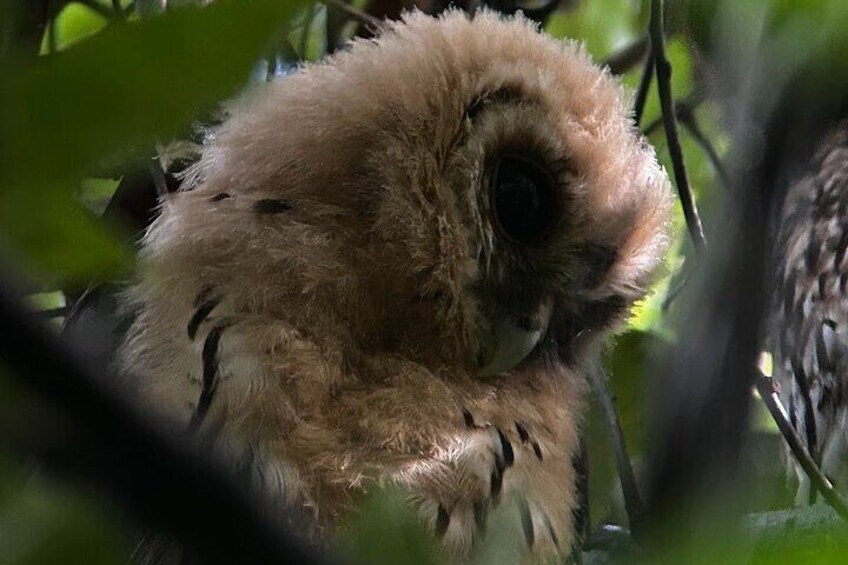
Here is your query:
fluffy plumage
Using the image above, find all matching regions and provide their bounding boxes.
[119,10,672,559]
[772,123,848,504]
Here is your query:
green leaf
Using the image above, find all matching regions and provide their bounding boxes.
[0,0,308,192]
[0,187,130,281]
[0,0,307,281]
[46,2,110,52]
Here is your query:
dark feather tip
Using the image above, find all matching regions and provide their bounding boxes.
[254,199,293,214]
[496,427,514,467]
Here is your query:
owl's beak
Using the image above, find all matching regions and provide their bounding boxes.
[477,294,554,377]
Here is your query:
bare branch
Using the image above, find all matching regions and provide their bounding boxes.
[633,45,653,127]
[323,0,382,33]
[679,112,732,192]
[588,364,645,535]
[650,0,706,253]
[756,374,848,521]
[643,92,705,135]
[660,269,690,312]
[603,36,649,76]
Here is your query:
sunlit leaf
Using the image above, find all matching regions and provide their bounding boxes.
[48,2,109,52]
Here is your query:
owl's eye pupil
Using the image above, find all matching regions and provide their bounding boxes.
[492,155,557,243]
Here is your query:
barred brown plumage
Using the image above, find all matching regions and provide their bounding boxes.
[772,123,848,504]
[119,9,672,561]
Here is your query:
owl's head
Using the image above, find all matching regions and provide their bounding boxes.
[166,9,672,377]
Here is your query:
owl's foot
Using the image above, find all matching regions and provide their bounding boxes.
[399,407,562,558]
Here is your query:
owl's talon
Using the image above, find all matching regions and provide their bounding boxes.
[490,464,503,499]
[518,496,535,548]
[515,421,544,461]
[543,511,560,549]
[515,420,530,442]
[187,294,221,340]
[462,408,476,428]
[496,427,514,467]
[532,440,543,461]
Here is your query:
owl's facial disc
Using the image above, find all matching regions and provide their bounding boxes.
[478,294,554,377]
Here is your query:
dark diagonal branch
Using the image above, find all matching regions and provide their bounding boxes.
[633,45,654,127]
[756,374,848,521]
[0,277,327,565]
[323,0,382,33]
[650,0,706,253]
[643,92,731,194]
[588,364,645,536]
[661,270,690,312]
[643,93,705,136]
[679,113,732,192]
[604,36,649,77]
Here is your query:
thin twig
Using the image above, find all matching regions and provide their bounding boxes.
[661,269,690,312]
[643,92,705,136]
[756,374,848,521]
[633,45,654,127]
[323,0,382,33]
[588,364,645,535]
[679,113,732,192]
[650,0,706,253]
[643,93,732,193]
[603,36,649,76]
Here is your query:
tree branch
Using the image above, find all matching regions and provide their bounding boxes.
[756,374,848,521]
[679,112,732,192]
[603,36,649,76]
[633,44,653,127]
[0,276,327,565]
[588,364,645,536]
[323,0,382,33]
[650,0,706,253]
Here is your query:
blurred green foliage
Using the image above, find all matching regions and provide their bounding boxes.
[2,0,848,563]
[0,0,306,283]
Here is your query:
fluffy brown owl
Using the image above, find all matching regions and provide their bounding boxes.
[118,10,672,560]
[772,123,848,504]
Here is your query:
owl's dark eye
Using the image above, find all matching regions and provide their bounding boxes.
[491,154,557,243]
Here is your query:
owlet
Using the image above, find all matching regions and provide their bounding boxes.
[772,122,848,504]
[119,9,673,561]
